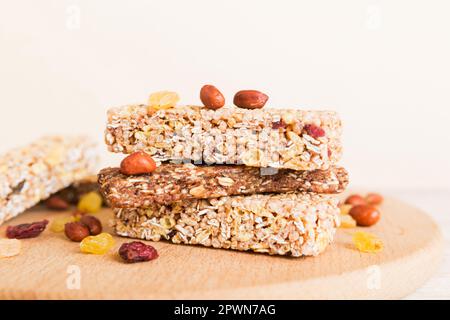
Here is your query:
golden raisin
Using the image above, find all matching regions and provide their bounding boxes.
[0,239,21,258]
[148,91,179,110]
[352,231,383,253]
[80,232,115,255]
[77,192,103,213]
[50,215,76,233]
[339,204,353,215]
[339,214,357,228]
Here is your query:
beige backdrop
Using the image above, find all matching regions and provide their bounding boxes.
[1,0,449,189]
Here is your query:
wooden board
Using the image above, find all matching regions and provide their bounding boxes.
[0,194,444,299]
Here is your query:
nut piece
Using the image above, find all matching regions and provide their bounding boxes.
[65,222,90,242]
[349,205,381,227]
[120,151,157,175]
[45,195,69,211]
[200,85,225,110]
[366,193,384,205]
[233,90,269,109]
[80,215,102,235]
[344,194,366,206]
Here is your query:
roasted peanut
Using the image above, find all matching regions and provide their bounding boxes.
[344,194,366,206]
[80,215,102,236]
[366,193,384,205]
[200,85,225,110]
[65,222,90,242]
[120,151,157,175]
[45,195,69,210]
[233,90,269,109]
[349,205,381,227]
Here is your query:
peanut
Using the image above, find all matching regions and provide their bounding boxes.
[65,222,90,242]
[45,195,69,210]
[80,215,102,236]
[344,194,366,206]
[200,85,225,110]
[120,151,157,175]
[366,193,384,205]
[349,205,381,227]
[233,90,268,109]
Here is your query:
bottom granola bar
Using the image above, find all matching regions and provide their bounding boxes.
[114,193,340,257]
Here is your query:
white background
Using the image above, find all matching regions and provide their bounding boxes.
[1,0,449,189]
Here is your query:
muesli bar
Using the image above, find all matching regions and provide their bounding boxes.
[114,192,340,257]
[0,136,98,225]
[105,105,342,171]
[99,164,348,207]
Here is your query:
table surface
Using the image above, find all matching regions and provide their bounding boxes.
[383,189,450,299]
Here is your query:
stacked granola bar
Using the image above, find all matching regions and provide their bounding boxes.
[100,100,348,257]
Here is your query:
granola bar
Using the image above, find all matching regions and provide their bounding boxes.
[114,192,340,257]
[98,164,348,207]
[0,136,98,225]
[105,105,342,170]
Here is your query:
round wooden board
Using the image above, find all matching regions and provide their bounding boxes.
[0,194,444,300]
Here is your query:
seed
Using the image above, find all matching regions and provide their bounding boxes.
[80,215,102,235]
[65,222,90,242]
[349,205,381,227]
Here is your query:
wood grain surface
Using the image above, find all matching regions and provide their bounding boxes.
[0,194,443,299]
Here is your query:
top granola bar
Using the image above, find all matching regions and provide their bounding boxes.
[105,105,342,171]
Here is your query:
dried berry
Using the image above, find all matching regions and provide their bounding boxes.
[65,222,90,242]
[352,231,383,253]
[0,239,22,258]
[271,120,287,129]
[50,215,76,233]
[119,241,158,263]
[344,194,366,206]
[200,85,225,110]
[349,205,381,227]
[120,151,157,175]
[366,193,384,206]
[80,215,102,235]
[304,124,325,139]
[77,191,103,213]
[6,220,49,239]
[45,195,69,210]
[80,232,115,255]
[148,91,179,110]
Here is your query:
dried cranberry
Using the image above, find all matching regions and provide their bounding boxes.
[271,120,286,129]
[6,219,49,239]
[119,241,158,263]
[304,124,325,139]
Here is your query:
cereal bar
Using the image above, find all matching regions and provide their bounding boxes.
[99,164,348,207]
[105,105,342,170]
[0,136,98,225]
[114,192,340,257]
